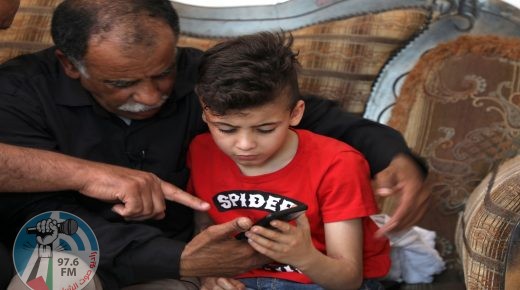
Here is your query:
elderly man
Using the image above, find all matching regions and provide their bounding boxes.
[0,0,429,289]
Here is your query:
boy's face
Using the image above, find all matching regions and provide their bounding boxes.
[203,98,305,170]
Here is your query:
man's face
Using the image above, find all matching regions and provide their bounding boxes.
[0,0,20,29]
[74,22,177,120]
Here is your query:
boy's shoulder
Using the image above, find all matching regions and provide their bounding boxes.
[189,132,215,151]
[296,129,359,154]
[191,131,213,142]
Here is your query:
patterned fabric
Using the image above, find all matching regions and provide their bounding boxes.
[179,9,429,114]
[0,0,61,63]
[387,35,520,275]
[455,155,520,290]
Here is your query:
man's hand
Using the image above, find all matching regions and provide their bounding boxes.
[78,162,209,221]
[201,277,246,290]
[373,154,430,236]
[0,143,208,221]
[180,217,270,277]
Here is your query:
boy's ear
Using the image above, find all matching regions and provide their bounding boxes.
[289,100,305,126]
[55,49,81,79]
[199,99,209,124]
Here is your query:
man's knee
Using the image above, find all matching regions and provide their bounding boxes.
[122,277,200,290]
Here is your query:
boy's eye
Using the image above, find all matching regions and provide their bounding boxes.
[257,127,275,134]
[218,127,237,134]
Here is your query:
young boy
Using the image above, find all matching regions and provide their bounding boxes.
[187,32,390,290]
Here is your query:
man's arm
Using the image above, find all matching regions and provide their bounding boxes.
[298,95,430,234]
[299,95,424,174]
[0,143,209,219]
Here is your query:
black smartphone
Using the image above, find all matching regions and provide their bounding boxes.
[235,204,308,240]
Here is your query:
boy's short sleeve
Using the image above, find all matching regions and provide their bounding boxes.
[317,150,377,223]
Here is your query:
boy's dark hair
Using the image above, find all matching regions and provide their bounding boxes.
[195,31,301,115]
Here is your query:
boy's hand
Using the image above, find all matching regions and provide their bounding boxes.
[245,214,316,268]
[201,277,245,290]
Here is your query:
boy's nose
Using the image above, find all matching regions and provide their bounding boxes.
[236,133,256,151]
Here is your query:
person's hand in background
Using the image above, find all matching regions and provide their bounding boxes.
[0,0,20,29]
[373,153,431,237]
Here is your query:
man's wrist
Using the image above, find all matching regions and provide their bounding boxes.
[403,152,428,179]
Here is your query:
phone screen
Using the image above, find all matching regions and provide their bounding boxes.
[235,204,308,240]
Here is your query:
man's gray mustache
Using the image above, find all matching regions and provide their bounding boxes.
[118,95,169,112]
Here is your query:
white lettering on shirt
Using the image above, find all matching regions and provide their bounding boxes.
[212,190,303,212]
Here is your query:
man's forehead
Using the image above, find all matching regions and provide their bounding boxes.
[88,20,177,50]
[83,28,177,79]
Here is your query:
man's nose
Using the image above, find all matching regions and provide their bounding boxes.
[133,80,163,105]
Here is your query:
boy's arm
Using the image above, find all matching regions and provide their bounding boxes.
[300,219,364,290]
[298,95,429,235]
[245,215,363,290]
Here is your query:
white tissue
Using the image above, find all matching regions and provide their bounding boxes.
[371,214,446,284]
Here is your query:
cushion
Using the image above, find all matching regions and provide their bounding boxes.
[386,35,520,268]
[455,155,520,289]
[179,8,429,114]
[0,0,61,63]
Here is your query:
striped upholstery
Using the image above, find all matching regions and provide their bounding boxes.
[178,9,429,115]
[291,9,428,114]
[0,0,61,63]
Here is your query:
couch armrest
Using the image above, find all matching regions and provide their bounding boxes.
[455,156,520,289]
[505,220,520,288]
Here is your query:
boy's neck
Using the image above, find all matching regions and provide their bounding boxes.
[238,129,299,176]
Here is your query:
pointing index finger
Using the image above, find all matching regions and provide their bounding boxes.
[161,181,210,211]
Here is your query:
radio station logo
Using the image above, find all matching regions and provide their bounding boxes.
[13,211,99,290]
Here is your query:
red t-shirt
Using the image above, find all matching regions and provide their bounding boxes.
[187,129,390,283]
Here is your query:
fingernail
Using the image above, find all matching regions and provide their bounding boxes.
[377,188,392,194]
